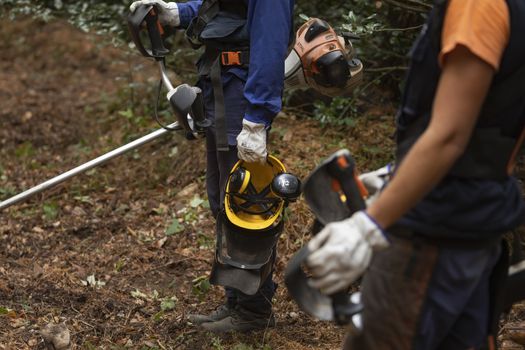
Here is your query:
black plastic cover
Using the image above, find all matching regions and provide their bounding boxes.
[314,51,350,88]
[304,19,330,42]
[169,84,198,134]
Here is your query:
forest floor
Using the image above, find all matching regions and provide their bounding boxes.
[0,18,524,350]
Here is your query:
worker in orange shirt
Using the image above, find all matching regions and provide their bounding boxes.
[305,0,525,348]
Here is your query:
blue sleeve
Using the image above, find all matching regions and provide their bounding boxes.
[244,0,294,127]
[177,1,202,28]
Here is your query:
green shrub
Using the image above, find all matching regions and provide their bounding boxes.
[2,0,433,126]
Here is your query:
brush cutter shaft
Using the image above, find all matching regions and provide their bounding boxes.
[0,121,182,211]
[159,61,174,91]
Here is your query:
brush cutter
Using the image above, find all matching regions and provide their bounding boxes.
[285,149,368,325]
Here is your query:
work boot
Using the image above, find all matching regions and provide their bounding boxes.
[187,304,234,325]
[201,308,275,333]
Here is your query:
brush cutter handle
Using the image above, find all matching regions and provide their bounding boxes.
[128,6,210,138]
[127,5,169,59]
[325,151,367,214]
[323,152,367,325]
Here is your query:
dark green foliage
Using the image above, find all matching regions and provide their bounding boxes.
[0,0,130,40]
[1,0,433,126]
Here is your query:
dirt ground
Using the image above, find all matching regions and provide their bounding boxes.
[1,18,524,350]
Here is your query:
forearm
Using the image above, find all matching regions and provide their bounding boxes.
[367,128,466,228]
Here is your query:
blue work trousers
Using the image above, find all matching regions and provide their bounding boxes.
[344,234,502,350]
[201,73,276,316]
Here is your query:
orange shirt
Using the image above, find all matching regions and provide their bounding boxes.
[439,0,510,71]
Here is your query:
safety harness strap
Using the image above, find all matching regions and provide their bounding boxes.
[198,0,220,22]
[221,50,250,66]
[188,0,251,152]
[210,56,229,151]
[185,0,220,49]
[200,47,250,75]
[206,48,250,152]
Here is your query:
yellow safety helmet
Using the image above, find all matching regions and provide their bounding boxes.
[224,155,300,231]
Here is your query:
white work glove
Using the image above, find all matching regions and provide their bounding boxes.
[358,163,393,206]
[306,211,389,295]
[130,0,180,27]
[236,119,268,163]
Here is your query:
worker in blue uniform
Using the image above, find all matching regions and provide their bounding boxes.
[130,0,294,332]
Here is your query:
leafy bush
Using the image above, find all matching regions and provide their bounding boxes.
[1,0,433,125]
[1,0,130,39]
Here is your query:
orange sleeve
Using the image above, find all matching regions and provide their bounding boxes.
[439,0,510,71]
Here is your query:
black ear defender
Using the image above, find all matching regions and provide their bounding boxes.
[229,167,258,194]
[271,173,302,201]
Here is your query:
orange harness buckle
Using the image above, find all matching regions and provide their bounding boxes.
[221,51,242,66]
